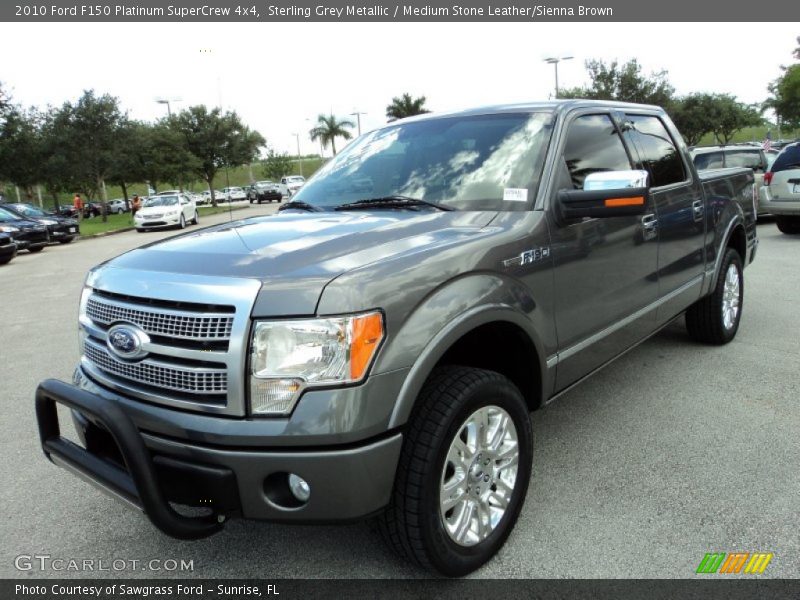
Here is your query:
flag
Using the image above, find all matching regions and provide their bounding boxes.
[762,130,772,152]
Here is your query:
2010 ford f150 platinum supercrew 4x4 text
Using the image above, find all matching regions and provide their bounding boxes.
[35,101,757,576]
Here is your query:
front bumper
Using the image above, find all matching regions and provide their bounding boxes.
[0,240,17,259]
[135,214,182,229]
[35,377,402,539]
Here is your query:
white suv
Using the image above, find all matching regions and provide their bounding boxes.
[760,142,800,234]
[280,176,306,196]
[221,187,247,202]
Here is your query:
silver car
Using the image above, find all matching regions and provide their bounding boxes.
[692,145,769,215]
[760,142,800,234]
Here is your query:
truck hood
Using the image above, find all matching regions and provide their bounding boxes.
[101,210,497,315]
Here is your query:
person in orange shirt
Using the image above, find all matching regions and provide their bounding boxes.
[73,194,84,219]
[131,194,142,223]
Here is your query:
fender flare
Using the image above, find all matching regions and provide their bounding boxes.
[707,212,744,295]
[387,304,548,429]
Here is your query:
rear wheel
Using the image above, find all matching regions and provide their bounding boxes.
[776,216,800,234]
[378,366,532,576]
[686,248,743,344]
[193,212,199,225]
[179,214,186,229]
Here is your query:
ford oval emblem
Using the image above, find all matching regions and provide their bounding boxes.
[107,324,149,360]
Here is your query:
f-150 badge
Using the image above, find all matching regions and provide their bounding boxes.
[503,247,550,268]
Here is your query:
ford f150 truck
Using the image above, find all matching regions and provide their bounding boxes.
[35,101,757,576]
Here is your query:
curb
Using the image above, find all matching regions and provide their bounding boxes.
[79,226,136,239]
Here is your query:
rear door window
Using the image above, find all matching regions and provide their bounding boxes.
[771,145,800,173]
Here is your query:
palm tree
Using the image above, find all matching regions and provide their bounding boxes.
[385,93,430,121]
[308,113,355,156]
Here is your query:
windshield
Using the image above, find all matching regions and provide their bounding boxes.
[143,196,178,207]
[12,204,46,217]
[724,150,765,169]
[0,207,21,221]
[293,112,554,211]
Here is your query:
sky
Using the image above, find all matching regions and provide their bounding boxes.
[1,22,797,155]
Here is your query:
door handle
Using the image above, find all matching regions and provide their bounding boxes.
[692,199,704,220]
[641,214,658,231]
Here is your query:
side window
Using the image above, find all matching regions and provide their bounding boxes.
[627,115,686,187]
[561,114,633,190]
[693,152,724,171]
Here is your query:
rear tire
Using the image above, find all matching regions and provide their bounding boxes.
[776,216,800,234]
[179,214,186,230]
[686,248,743,345]
[377,366,532,576]
[193,212,199,225]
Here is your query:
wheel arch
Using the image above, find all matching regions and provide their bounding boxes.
[388,307,547,429]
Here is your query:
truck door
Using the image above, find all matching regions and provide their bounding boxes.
[623,113,705,320]
[547,112,660,392]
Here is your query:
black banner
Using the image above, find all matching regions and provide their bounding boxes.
[4,580,800,600]
[3,0,800,22]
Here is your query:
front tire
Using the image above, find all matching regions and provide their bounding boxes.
[776,216,800,234]
[28,246,44,253]
[59,236,75,244]
[686,248,743,344]
[378,366,532,576]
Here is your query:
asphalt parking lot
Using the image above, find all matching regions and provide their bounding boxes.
[0,214,797,579]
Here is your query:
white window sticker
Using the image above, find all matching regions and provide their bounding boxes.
[503,188,528,202]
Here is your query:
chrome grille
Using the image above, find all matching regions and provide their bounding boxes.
[84,339,227,395]
[86,295,233,340]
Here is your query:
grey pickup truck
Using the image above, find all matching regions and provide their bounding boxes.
[35,101,757,576]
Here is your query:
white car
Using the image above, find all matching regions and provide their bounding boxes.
[221,187,247,202]
[106,199,128,214]
[134,194,199,232]
[280,176,306,196]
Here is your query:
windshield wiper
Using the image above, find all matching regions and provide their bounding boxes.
[278,201,325,213]
[334,195,454,211]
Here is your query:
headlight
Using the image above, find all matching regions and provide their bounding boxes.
[0,225,19,233]
[249,312,384,415]
[40,219,58,225]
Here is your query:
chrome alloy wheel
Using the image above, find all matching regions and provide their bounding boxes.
[440,405,519,546]
[721,263,741,330]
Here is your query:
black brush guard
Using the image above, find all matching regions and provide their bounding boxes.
[35,378,223,540]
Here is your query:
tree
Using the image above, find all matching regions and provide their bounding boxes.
[170,106,264,206]
[262,148,293,181]
[0,82,11,125]
[386,93,430,120]
[308,113,354,156]
[0,107,45,200]
[706,95,763,145]
[670,94,718,146]
[560,59,675,107]
[765,38,800,130]
[48,90,125,221]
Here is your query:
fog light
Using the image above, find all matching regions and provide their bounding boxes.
[288,473,310,502]
[250,378,302,415]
